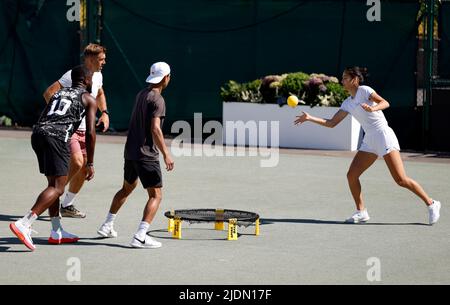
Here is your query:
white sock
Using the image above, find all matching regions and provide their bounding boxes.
[62,191,76,208]
[135,221,150,239]
[105,212,116,225]
[20,211,38,227]
[51,217,62,232]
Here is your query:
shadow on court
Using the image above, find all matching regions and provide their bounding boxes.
[148,228,230,241]
[261,218,428,226]
[0,237,37,253]
[0,214,50,223]
[0,237,30,253]
[0,236,134,252]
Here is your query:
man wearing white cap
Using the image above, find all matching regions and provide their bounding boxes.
[97,62,174,248]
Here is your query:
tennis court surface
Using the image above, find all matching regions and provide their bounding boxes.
[0,130,449,284]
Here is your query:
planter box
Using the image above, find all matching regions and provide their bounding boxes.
[222,102,363,151]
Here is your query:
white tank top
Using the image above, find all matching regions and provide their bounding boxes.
[58,70,103,131]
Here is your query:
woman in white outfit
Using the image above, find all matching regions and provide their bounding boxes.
[294,67,441,225]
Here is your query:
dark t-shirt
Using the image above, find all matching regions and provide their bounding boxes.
[124,88,166,161]
[33,87,87,142]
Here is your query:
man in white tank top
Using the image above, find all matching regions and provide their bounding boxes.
[43,43,109,218]
[294,67,441,225]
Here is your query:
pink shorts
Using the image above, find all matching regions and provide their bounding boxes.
[69,131,86,155]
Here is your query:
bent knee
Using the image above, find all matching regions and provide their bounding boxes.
[54,185,66,196]
[149,188,163,201]
[120,186,134,197]
[154,190,163,201]
[121,181,137,195]
[70,153,85,169]
[395,177,410,188]
[346,171,359,181]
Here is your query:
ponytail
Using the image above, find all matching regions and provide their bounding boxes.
[344,66,369,83]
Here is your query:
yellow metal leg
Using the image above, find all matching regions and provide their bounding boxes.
[215,209,224,230]
[255,218,260,236]
[173,217,182,239]
[227,218,238,240]
[168,209,175,233]
[168,218,174,233]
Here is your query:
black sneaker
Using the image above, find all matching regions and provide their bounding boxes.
[60,205,86,218]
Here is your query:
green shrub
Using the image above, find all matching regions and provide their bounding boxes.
[241,79,263,103]
[220,79,262,103]
[221,71,347,107]
[279,72,309,98]
[220,80,242,102]
[325,82,349,107]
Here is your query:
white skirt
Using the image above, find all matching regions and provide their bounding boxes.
[359,127,400,157]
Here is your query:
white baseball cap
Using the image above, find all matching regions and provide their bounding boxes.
[146,62,171,84]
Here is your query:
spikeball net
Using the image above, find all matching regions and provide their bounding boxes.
[164,209,260,240]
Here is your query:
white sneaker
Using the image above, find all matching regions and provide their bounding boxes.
[130,235,162,249]
[428,200,441,225]
[48,229,79,245]
[9,221,36,251]
[345,209,370,223]
[97,223,118,238]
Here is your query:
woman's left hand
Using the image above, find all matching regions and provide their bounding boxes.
[361,103,374,112]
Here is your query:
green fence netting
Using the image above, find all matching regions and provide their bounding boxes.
[0,0,80,126]
[1,0,421,148]
[439,2,450,79]
[100,0,418,132]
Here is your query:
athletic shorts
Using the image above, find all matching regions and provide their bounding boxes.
[359,127,400,157]
[124,159,162,189]
[69,130,86,155]
[31,133,71,176]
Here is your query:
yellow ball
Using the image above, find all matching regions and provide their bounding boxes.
[287,95,299,108]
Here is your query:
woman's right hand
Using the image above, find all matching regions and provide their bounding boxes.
[294,111,310,125]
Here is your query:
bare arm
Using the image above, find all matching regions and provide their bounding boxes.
[294,109,348,128]
[361,92,390,112]
[96,87,110,132]
[83,93,97,180]
[151,117,174,171]
[43,81,62,103]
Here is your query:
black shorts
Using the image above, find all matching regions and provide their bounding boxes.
[124,159,162,189]
[31,133,70,176]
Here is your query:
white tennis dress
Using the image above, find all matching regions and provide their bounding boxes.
[340,85,400,157]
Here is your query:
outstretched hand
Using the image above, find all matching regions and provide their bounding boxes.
[294,111,310,125]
